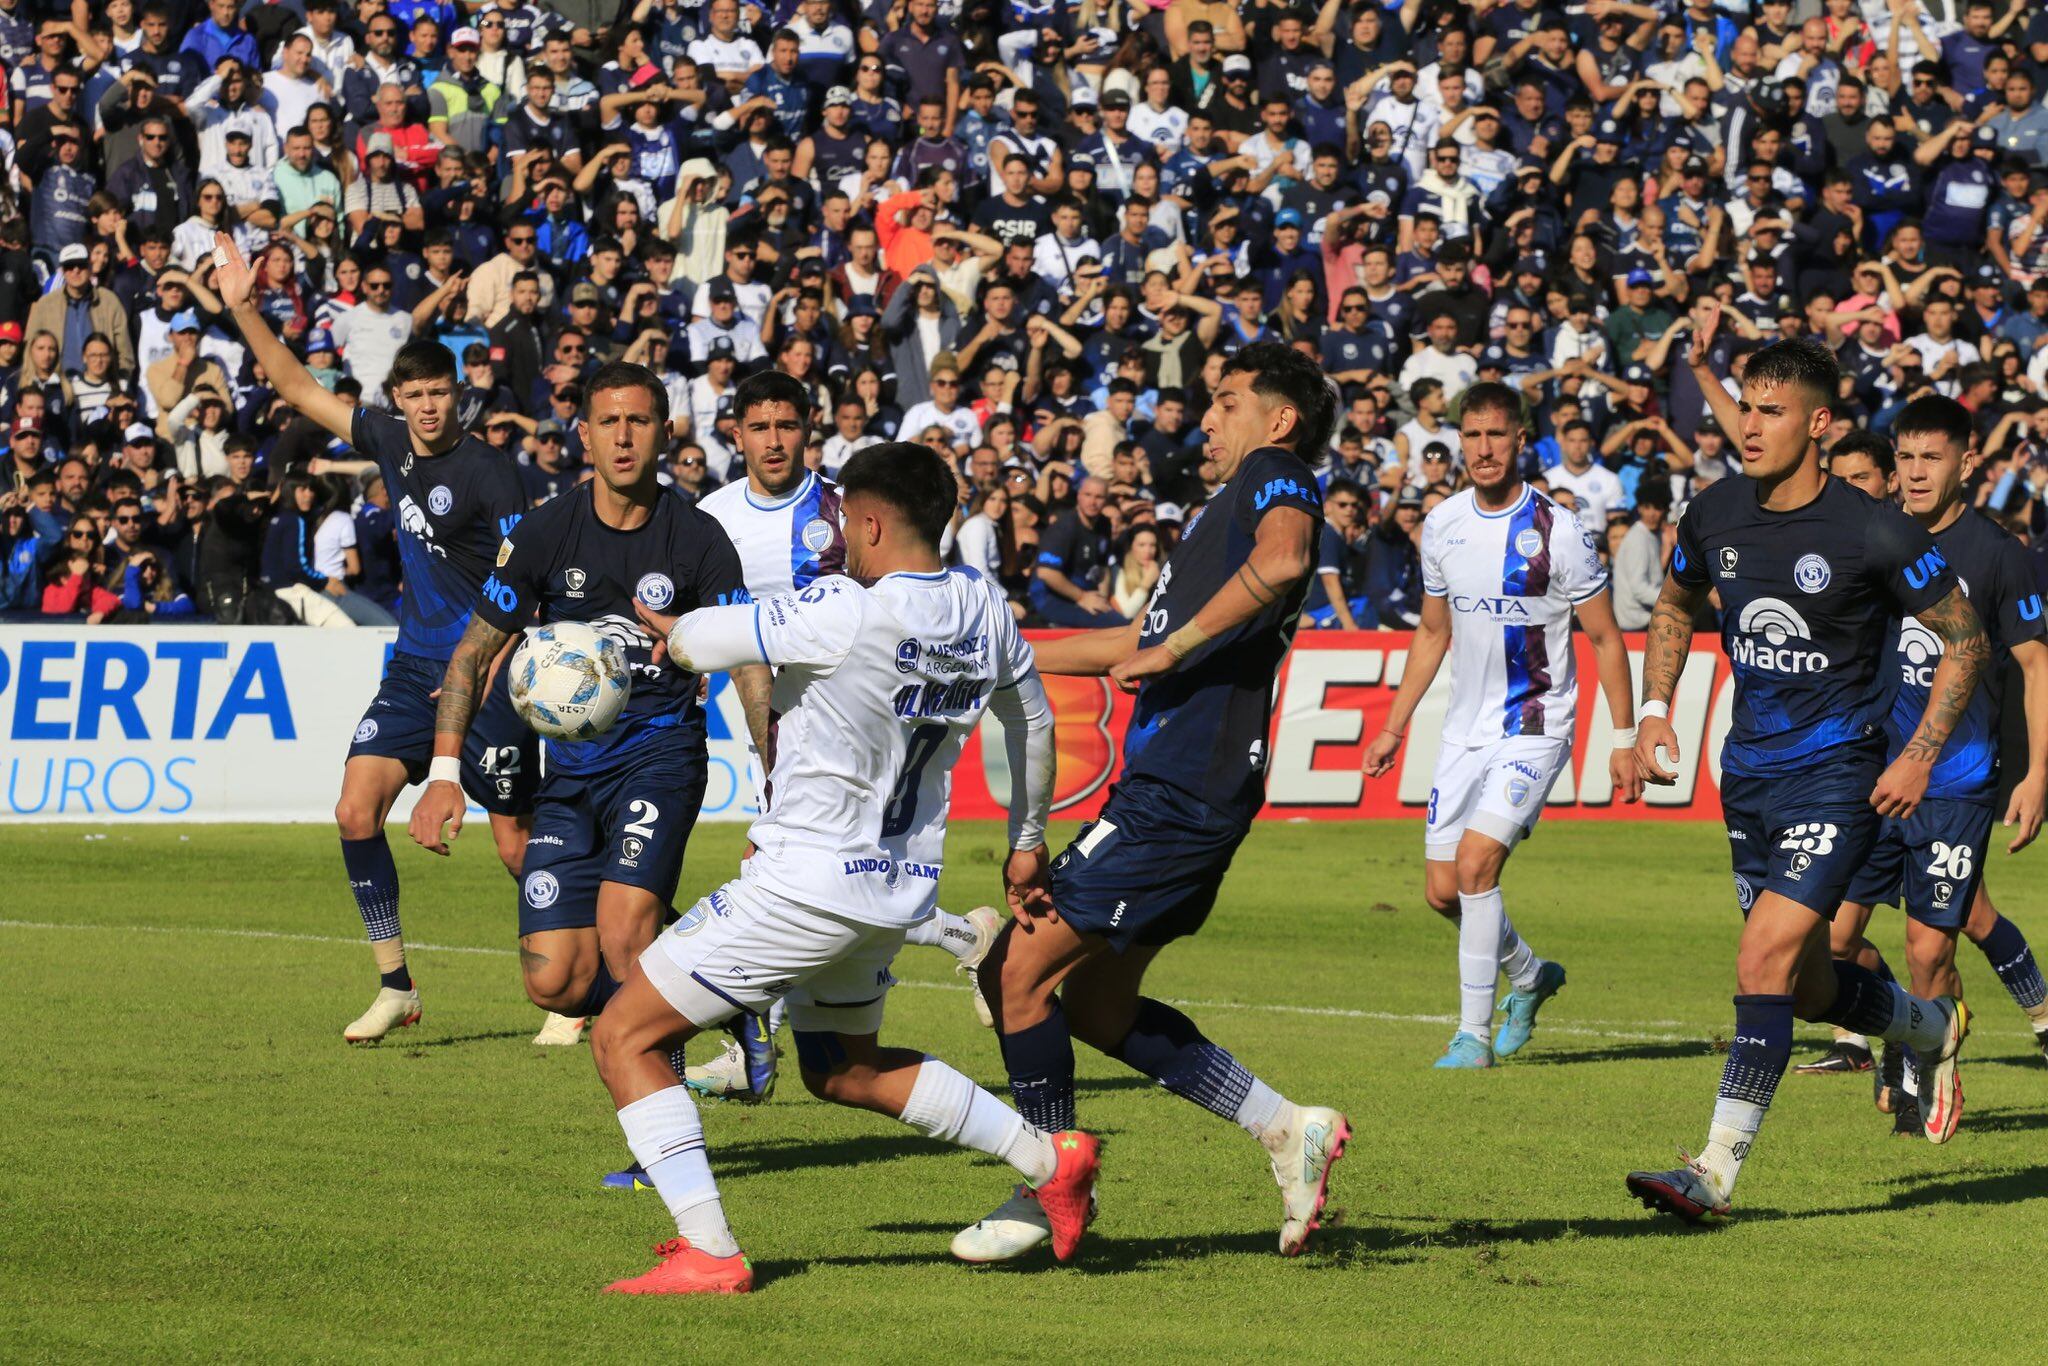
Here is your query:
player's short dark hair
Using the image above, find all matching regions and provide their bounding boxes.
[732,369,812,427]
[582,359,670,427]
[384,339,458,394]
[1458,380,1522,426]
[1741,337,1840,411]
[1891,394,1973,453]
[1219,341,1338,457]
[839,440,957,549]
[1829,427,1896,475]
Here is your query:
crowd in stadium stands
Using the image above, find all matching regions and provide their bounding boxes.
[3,0,2048,629]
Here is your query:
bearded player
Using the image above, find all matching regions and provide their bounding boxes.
[1363,381,1642,1069]
[214,231,539,1044]
[1626,319,1989,1225]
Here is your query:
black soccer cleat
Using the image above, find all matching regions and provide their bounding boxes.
[1875,1041,1906,1114]
[1890,1091,1925,1138]
[1794,1042,1873,1076]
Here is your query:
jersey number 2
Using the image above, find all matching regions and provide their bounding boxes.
[881,724,946,838]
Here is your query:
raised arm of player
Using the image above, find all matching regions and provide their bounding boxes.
[1572,588,1644,804]
[212,230,357,446]
[1361,589,1449,778]
[1635,573,1708,786]
[409,615,515,855]
[1030,619,1143,676]
[1108,504,1317,693]
[1875,583,1988,818]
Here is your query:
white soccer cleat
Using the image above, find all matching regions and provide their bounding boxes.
[684,1038,751,1099]
[1264,1104,1351,1256]
[950,1183,1099,1263]
[1919,996,1971,1144]
[532,1012,587,1046]
[958,906,1002,1029]
[343,986,421,1043]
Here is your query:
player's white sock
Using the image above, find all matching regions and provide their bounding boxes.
[1699,1098,1761,1201]
[1457,889,1505,1041]
[766,998,786,1035]
[1833,1027,1869,1049]
[1237,1078,1288,1142]
[1497,909,1540,993]
[1876,983,1950,1053]
[617,1086,740,1257]
[903,909,979,962]
[900,1056,1057,1185]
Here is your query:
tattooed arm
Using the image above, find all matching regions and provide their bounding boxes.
[408,616,514,855]
[1634,573,1708,786]
[1873,583,1987,818]
[1107,504,1317,694]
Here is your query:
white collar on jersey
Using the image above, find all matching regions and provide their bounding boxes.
[743,469,816,512]
[1471,484,1532,520]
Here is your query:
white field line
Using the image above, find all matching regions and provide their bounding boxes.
[0,917,1714,1045]
[22,920,2036,1045]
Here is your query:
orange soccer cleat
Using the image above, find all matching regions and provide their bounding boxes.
[1034,1131,1102,1262]
[603,1238,753,1295]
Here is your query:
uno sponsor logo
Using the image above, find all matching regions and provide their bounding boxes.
[1903,547,1949,592]
[1730,598,1830,673]
[1253,476,1313,511]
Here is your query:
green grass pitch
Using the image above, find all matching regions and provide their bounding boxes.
[2,818,2043,1361]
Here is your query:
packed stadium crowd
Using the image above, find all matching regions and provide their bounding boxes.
[3,0,2048,629]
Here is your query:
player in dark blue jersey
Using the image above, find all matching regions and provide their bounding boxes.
[1833,400,2048,1120]
[216,231,539,1045]
[953,343,1350,1265]
[1626,321,1994,1226]
[411,363,766,1041]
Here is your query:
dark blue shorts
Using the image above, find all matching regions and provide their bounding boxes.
[348,651,539,816]
[1048,775,1249,952]
[1721,757,1883,919]
[1843,798,1993,929]
[517,741,708,937]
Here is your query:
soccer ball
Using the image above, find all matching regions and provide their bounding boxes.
[509,622,631,741]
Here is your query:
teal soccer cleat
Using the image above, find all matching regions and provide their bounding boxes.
[1434,1032,1495,1069]
[1493,960,1567,1058]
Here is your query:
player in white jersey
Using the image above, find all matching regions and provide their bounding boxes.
[678,375,1000,1108]
[591,442,1099,1293]
[1364,382,1642,1068]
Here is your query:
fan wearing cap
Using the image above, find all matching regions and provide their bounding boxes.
[426,25,507,154]
[686,278,767,370]
[28,244,136,380]
[214,227,540,1045]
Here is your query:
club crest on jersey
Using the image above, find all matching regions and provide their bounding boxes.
[636,573,675,610]
[353,719,378,743]
[1514,528,1544,558]
[564,568,587,597]
[802,517,834,553]
[1794,554,1831,594]
[895,639,920,674]
[429,485,453,516]
[524,871,560,909]
[1718,547,1739,578]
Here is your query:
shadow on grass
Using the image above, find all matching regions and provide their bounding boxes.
[1520,1040,1721,1066]
[1936,1105,2048,1135]
[387,1029,536,1050]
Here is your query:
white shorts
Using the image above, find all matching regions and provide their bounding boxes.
[1425,735,1570,860]
[639,875,907,1035]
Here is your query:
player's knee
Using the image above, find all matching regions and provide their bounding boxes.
[520,957,582,1013]
[589,1010,627,1078]
[1453,844,1506,896]
[333,794,381,841]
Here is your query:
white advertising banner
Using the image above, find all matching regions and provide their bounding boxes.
[0,626,763,823]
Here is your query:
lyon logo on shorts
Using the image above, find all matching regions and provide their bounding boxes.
[524,870,561,909]
[353,719,379,743]
[636,573,675,610]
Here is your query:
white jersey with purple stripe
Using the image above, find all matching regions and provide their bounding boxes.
[697,469,846,597]
[1421,484,1608,746]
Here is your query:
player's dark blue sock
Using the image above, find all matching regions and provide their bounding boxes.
[1109,998,1286,1136]
[579,960,623,1018]
[1873,954,1896,984]
[340,834,408,990]
[999,1001,1076,1134]
[1976,914,2048,1013]
[1701,994,1794,1196]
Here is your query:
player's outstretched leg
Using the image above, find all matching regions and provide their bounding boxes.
[1798,900,1883,1075]
[1963,888,2048,1062]
[336,757,420,1043]
[901,905,1002,1027]
[593,973,751,1295]
[789,1034,1098,1264]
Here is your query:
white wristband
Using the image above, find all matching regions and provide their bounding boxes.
[1611,726,1637,748]
[428,755,462,786]
[1639,700,1670,720]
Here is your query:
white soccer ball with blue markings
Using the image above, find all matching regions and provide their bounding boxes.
[509,621,631,741]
